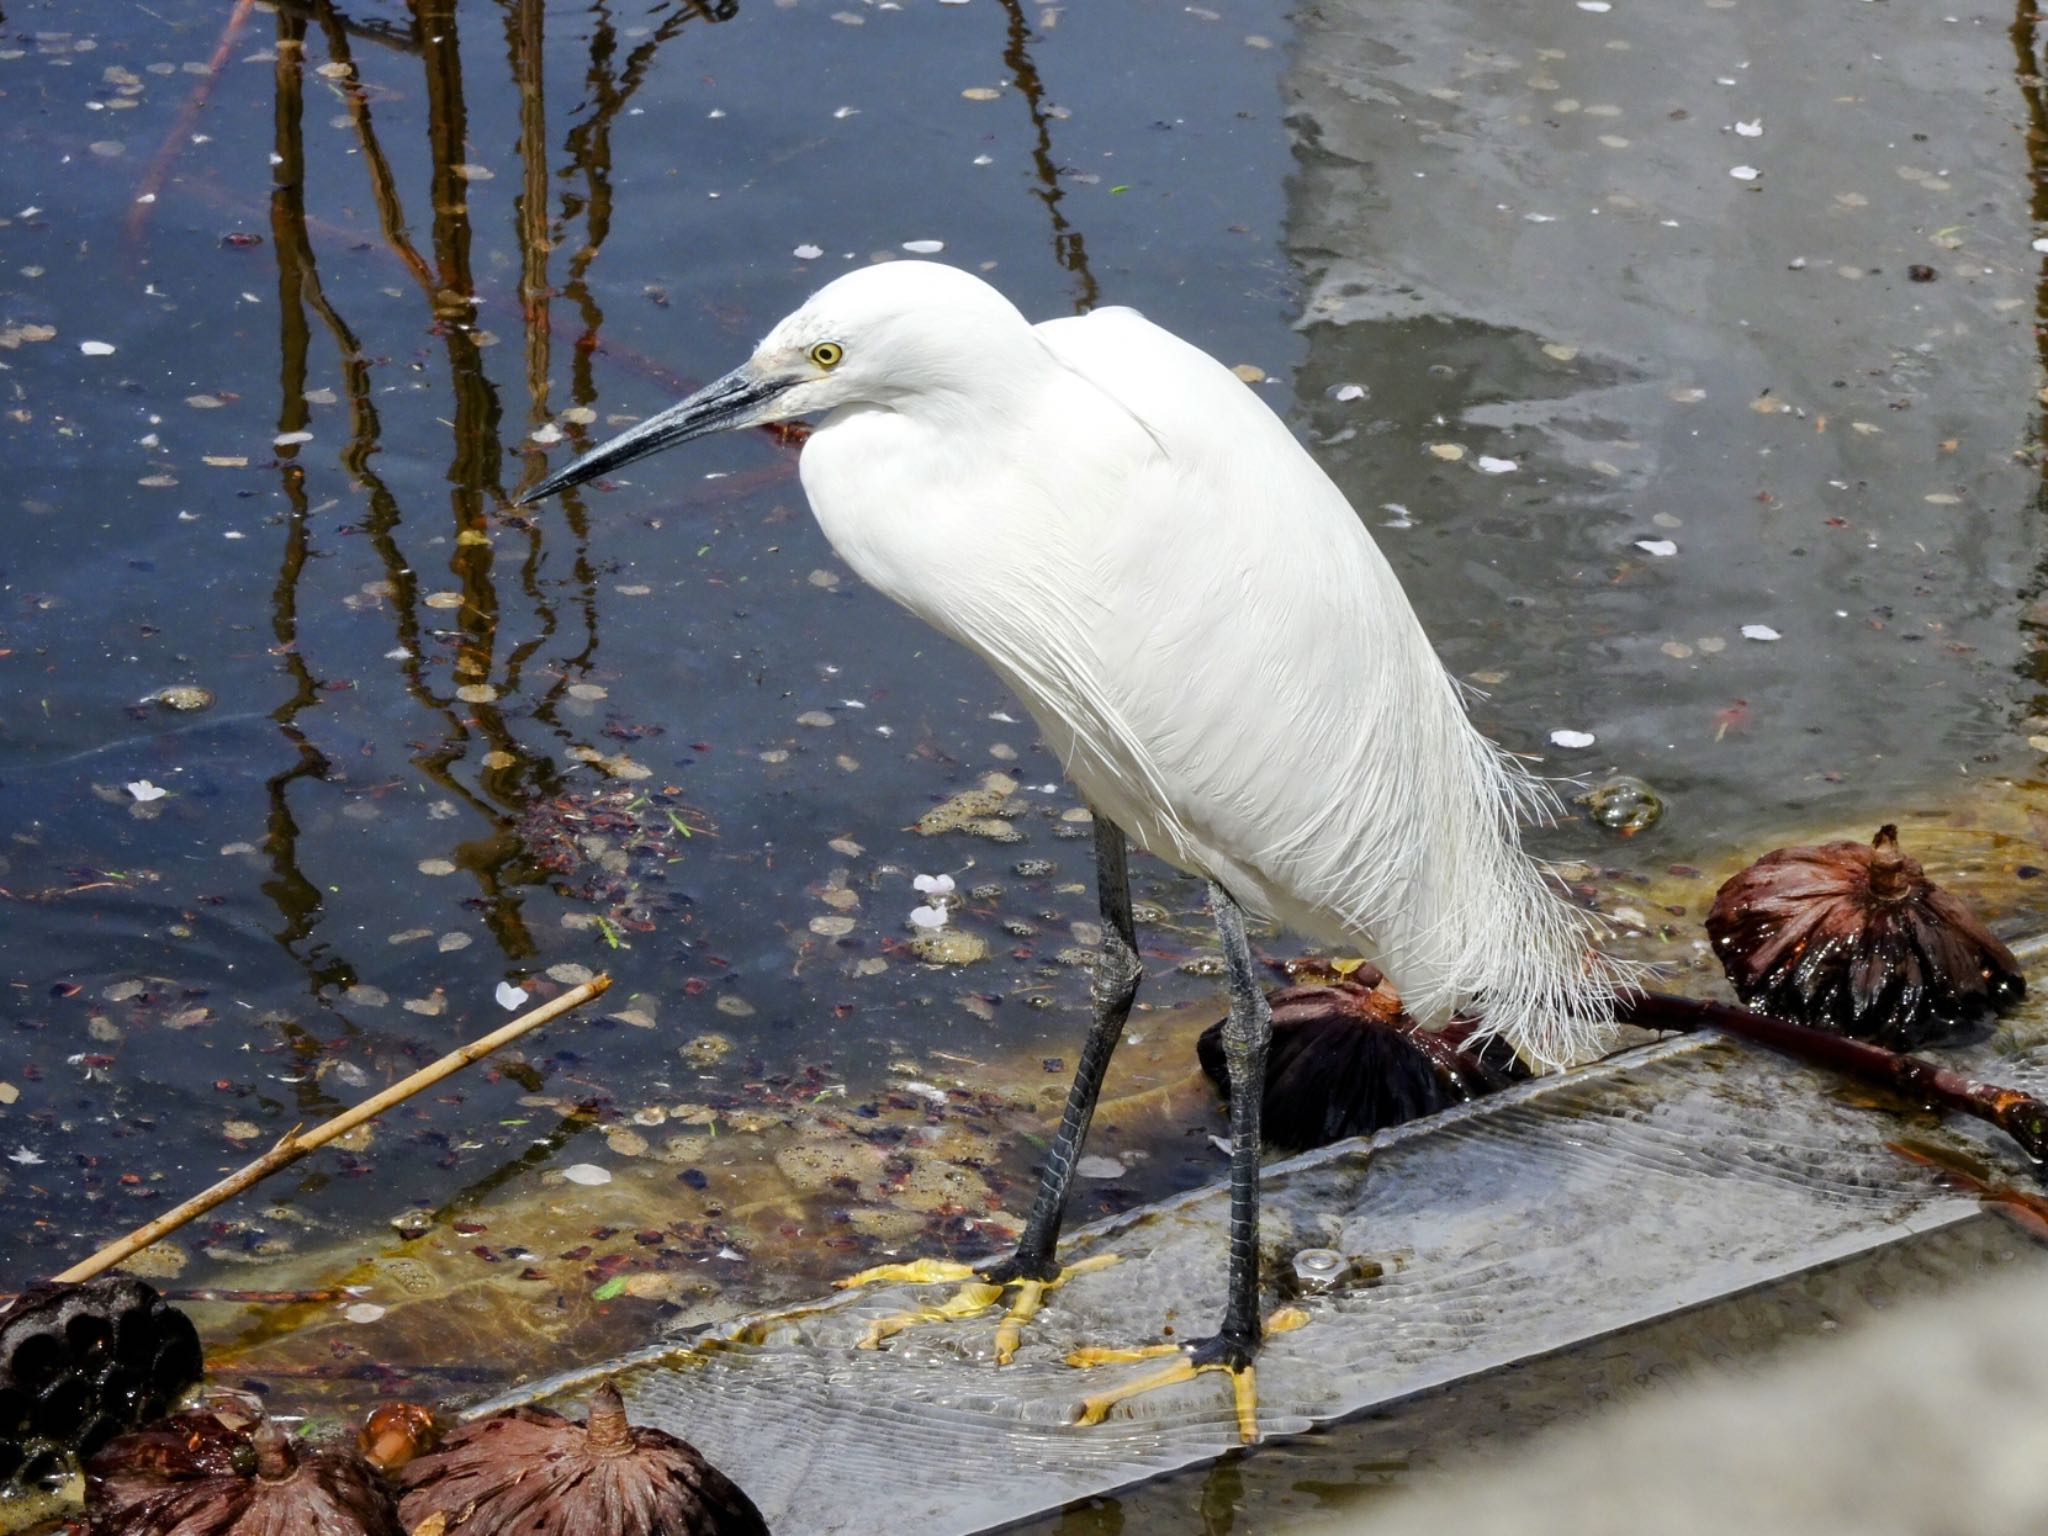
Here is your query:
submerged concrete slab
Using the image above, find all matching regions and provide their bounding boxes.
[476,1012,2045,1535]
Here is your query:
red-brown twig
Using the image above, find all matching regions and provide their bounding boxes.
[127,0,260,246]
[1621,990,2048,1165]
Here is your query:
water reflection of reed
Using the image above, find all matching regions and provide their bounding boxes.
[254,0,730,994]
[246,0,1087,999]
[998,0,1100,315]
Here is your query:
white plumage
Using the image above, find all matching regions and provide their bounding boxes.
[516,258,1636,1417]
[771,262,1622,1068]
[524,260,1624,1068]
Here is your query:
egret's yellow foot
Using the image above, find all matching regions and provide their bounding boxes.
[834,1252,1119,1362]
[1066,1306,1310,1444]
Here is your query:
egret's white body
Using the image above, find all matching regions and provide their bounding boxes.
[520,258,1630,1414]
[787,264,1617,1065]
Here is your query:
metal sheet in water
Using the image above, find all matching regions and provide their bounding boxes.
[474,1027,2030,1534]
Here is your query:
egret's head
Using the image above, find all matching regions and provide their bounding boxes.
[515,261,1028,506]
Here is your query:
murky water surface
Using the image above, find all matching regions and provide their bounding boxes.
[6,0,2048,1527]
[0,0,1294,1278]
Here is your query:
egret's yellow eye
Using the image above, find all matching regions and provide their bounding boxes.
[809,341,844,370]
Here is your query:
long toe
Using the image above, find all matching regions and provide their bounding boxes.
[1067,1307,1308,1444]
[838,1252,1118,1361]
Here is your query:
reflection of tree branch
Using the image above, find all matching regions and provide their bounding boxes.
[998,0,1098,314]
[312,0,437,298]
[497,0,576,715]
[264,5,345,993]
[418,0,546,961]
[276,0,423,54]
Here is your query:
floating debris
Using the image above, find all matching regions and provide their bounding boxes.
[1706,825,2025,1048]
[358,1403,438,1474]
[147,685,214,713]
[1577,775,1664,835]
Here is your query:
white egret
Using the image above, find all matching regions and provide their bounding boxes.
[518,260,1625,1440]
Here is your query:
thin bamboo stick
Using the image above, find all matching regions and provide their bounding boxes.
[55,976,611,1284]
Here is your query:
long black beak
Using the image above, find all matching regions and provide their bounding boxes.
[513,367,792,507]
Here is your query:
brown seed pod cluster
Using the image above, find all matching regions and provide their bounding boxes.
[1197,966,1522,1152]
[85,1415,401,1536]
[1706,824,2026,1048]
[397,1381,766,1536]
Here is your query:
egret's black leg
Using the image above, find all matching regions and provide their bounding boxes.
[1069,881,1298,1443]
[1206,880,1271,1351]
[833,815,1140,1358]
[992,816,1143,1281]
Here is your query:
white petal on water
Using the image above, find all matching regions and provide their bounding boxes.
[2033,237,2048,254]
[1475,455,1519,474]
[902,239,946,254]
[530,422,563,445]
[1333,383,1367,401]
[9,1148,44,1166]
[909,904,948,929]
[1734,118,1762,136]
[273,430,313,446]
[1549,729,1597,749]
[1729,165,1759,181]
[126,780,167,802]
[1635,539,1678,557]
[562,1163,612,1186]
[1576,1,1611,9]
[344,1303,386,1324]
[793,243,824,260]
[79,340,116,355]
[495,981,529,1010]
[913,872,956,895]
[1076,1155,1126,1179]
[1740,623,1782,641]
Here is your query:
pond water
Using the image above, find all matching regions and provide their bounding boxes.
[5,0,2048,1527]
[0,0,1297,1286]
